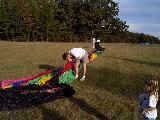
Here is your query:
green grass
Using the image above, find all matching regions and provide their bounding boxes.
[0,41,160,120]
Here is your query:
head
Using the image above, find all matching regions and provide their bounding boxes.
[62,52,71,61]
[145,78,158,95]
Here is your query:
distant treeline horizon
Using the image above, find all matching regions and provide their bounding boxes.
[0,0,159,43]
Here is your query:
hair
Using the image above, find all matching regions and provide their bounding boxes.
[146,78,159,100]
[62,52,69,60]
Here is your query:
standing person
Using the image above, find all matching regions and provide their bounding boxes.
[95,39,101,49]
[62,48,89,81]
[138,78,158,120]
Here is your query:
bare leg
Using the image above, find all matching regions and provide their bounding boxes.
[75,58,80,79]
[80,62,87,81]
[80,56,89,81]
[83,62,87,77]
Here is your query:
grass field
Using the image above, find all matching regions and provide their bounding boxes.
[0,41,160,120]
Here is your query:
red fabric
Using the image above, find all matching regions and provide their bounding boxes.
[63,60,75,72]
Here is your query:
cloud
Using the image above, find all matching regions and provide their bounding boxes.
[127,22,160,38]
[114,0,160,38]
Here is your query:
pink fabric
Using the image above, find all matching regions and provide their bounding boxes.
[0,70,52,87]
[0,62,74,88]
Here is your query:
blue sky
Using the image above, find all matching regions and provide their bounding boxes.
[114,0,160,38]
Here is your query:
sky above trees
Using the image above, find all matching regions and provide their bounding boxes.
[114,0,160,38]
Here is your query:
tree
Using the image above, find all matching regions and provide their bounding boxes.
[0,0,159,43]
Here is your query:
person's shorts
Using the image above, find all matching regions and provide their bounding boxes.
[82,53,89,63]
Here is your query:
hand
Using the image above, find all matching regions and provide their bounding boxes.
[142,111,146,115]
[142,109,148,115]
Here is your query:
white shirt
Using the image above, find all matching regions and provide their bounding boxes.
[141,94,157,118]
[69,48,86,59]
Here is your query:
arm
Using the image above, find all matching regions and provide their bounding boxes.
[143,106,156,112]
[142,95,157,114]
[142,106,156,115]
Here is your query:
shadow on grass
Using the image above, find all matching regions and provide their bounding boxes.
[39,105,67,120]
[103,56,160,67]
[39,64,55,70]
[69,96,109,120]
[86,66,158,100]
[0,84,76,112]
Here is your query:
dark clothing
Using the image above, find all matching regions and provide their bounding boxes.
[95,42,101,49]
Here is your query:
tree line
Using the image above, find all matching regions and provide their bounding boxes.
[0,0,159,43]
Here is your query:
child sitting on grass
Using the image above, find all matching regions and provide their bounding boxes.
[138,78,159,120]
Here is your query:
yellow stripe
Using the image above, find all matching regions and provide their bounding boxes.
[37,76,52,86]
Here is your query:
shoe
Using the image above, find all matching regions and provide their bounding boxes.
[75,75,78,79]
[80,76,85,81]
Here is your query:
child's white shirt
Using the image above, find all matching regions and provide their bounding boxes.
[141,94,157,118]
[69,48,86,59]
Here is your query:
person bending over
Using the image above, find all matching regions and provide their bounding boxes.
[62,48,89,81]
